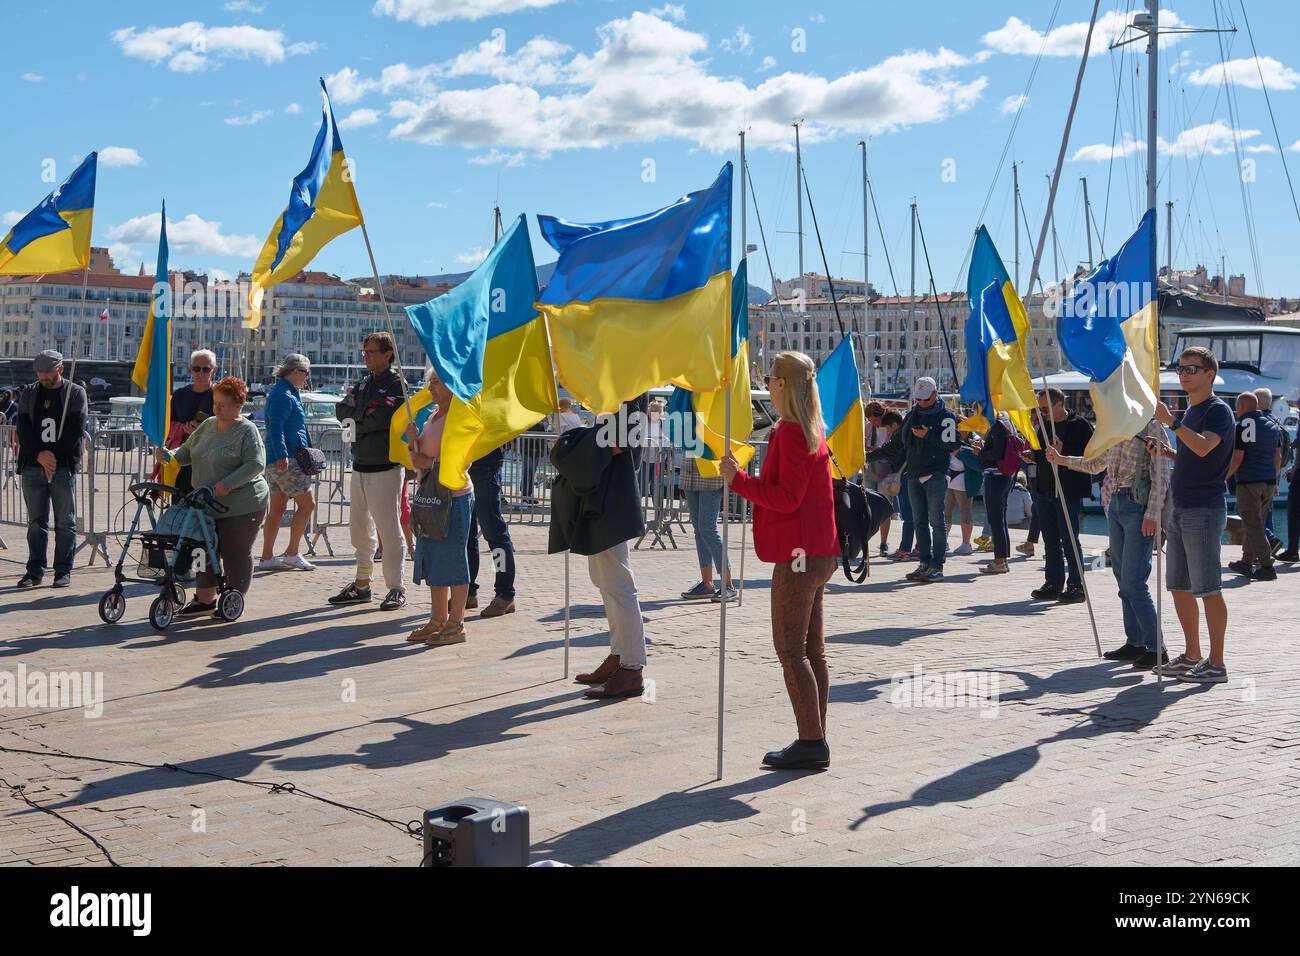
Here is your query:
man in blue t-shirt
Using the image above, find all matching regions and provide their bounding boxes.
[1152,346,1236,685]
[1225,391,1281,581]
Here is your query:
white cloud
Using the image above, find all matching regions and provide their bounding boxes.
[720,26,752,55]
[427,201,448,208]
[3,210,23,226]
[99,146,145,167]
[110,22,316,72]
[469,148,527,166]
[339,108,380,130]
[108,212,261,257]
[1187,56,1300,91]
[388,11,987,154]
[324,65,379,103]
[285,102,301,114]
[372,0,566,27]
[444,36,570,85]
[1071,122,1271,161]
[224,109,273,126]
[651,4,685,21]
[208,267,233,282]
[20,72,43,82]
[983,9,1186,58]
[1000,93,1027,115]
[1290,140,1300,153]
[223,1,265,12]
[758,55,776,73]
[455,246,490,264]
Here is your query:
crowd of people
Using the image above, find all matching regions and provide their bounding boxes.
[6,334,1295,768]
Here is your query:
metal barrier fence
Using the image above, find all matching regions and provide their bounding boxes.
[1,419,767,565]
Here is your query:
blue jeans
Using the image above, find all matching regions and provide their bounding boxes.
[1040,494,1084,589]
[1166,504,1226,597]
[907,473,948,569]
[1288,476,1299,553]
[466,457,516,600]
[1107,490,1157,651]
[22,466,77,578]
[983,472,1012,560]
[683,487,729,579]
[897,471,915,552]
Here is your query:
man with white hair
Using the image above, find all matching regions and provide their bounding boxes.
[1226,390,1280,581]
[167,348,218,497]
[1254,386,1288,556]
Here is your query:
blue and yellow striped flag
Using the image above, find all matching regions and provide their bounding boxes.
[536,164,732,414]
[246,80,363,329]
[131,203,172,455]
[817,336,865,479]
[0,152,97,275]
[406,214,558,490]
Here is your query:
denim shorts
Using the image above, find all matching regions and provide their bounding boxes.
[1165,504,1226,597]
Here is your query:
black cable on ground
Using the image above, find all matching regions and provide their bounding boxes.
[1,773,120,866]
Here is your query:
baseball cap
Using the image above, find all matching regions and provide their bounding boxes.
[913,376,937,400]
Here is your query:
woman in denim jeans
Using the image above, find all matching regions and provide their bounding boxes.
[679,454,734,602]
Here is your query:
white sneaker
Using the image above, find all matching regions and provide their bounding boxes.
[278,554,316,571]
[952,543,974,556]
[257,556,284,572]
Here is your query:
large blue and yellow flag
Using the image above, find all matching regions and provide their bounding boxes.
[0,153,97,275]
[960,227,1040,448]
[388,388,435,472]
[406,214,558,490]
[667,257,754,477]
[1058,209,1158,458]
[131,203,172,454]
[246,80,363,329]
[817,335,865,479]
[535,164,732,414]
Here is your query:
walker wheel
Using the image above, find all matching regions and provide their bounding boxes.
[98,591,126,624]
[149,595,175,631]
[216,589,244,622]
[170,582,186,607]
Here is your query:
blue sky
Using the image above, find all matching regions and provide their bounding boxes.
[4,0,1298,298]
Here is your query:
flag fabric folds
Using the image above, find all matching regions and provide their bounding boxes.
[535,163,732,414]
[406,214,558,490]
[388,387,435,472]
[131,203,172,455]
[817,336,865,479]
[960,226,1040,448]
[0,152,97,275]
[1057,209,1158,458]
[246,80,363,329]
[667,258,754,477]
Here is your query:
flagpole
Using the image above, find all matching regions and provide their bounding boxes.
[716,158,735,782]
[564,551,571,680]
[359,221,416,424]
[738,131,749,608]
[1022,0,1104,658]
[57,267,90,443]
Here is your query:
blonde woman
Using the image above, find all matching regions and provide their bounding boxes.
[720,352,839,771]
[405,370,475,646]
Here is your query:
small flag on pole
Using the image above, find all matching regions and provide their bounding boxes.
[99,307,109,322]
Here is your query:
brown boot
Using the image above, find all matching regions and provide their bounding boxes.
[575,654,620,685]
[584,666,644,700]
[466,592,479,610]
[480,596,515,618]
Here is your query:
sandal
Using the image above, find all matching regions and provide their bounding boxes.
[407,620,446,642]
[980,562,1009,575]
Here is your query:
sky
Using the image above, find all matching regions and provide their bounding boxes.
[4,0,1299,299]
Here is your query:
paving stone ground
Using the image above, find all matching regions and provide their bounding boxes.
[2,522,1298,866]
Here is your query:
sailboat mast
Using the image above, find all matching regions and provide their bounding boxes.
[860,139,870,391]
[909,200,916,383]
[1081,176,1095,270]
[1013,162,1020,289]
[1146,0,1159,218]
[794,121,804,300]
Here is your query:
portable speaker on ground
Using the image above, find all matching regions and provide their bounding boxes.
[422,798,529,867]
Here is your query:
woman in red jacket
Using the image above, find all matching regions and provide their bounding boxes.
[720,351,839,770]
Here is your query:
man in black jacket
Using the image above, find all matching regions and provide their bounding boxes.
[329,331,409,611]
[553,394,648,700]
[1030,388,1095,604]
[15,350,88,589]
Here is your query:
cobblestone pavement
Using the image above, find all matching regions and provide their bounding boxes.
[3,524,1298,866]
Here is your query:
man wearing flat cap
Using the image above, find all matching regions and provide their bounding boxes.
[14,350,88,588]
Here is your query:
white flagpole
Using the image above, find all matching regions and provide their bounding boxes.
[563,550,571,680]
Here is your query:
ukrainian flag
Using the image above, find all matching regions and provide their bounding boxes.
[667,258,754,477]
[388,387,435,472]
[0,152,96,275]
[406,214,558,490]
[960,227,1040,448]
[131,203,172,456]
[536,164,732,414]
[246,79,363,330]
[1058,210,1158,458]
[817,336,865,479]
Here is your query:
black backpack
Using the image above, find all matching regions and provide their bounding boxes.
[832,477,894,583]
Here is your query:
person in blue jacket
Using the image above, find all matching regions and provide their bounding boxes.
[258,354,316,572]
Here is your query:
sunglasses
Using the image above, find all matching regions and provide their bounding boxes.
[191,366,214,373]
[1176,364,1208,375]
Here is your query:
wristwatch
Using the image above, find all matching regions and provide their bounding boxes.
[1171,416,1184,432]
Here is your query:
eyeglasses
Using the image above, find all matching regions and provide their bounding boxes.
[1176,364,1209,375]
[191,366,213,373]
[363,348,387,356]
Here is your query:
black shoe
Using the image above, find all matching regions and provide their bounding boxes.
[17,575,41,589]
[178,600,217,616]
[1278,550,1300,563]
[761,739,831,771]
[1270,538,1285,558]
[52,573,71,589]
[1103,643,1145,660]
[1031,583,1061,601]
[1249,565,1277,582]
[379,588,407,611]
[1228,560,1253,576]
[904,564,931,581]
[1057,585,1086,605]
[328,582,373,605]
[1132,650,1169,669]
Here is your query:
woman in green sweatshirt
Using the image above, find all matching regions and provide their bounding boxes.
[156,376,268,616]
